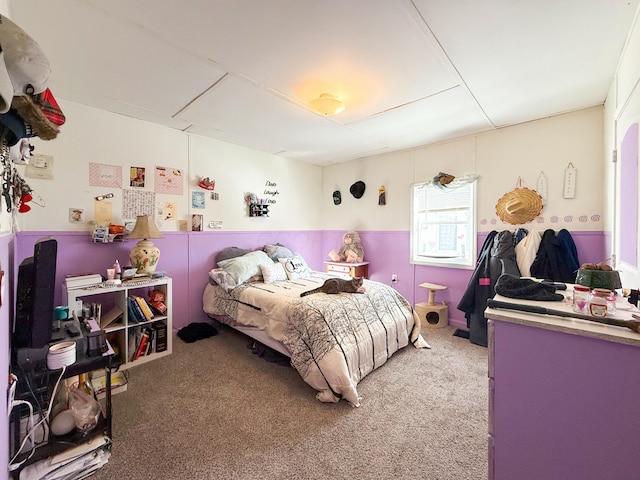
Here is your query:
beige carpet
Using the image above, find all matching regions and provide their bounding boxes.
[91,325,488,480]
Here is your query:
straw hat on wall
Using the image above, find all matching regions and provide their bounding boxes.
[495,187,543,224]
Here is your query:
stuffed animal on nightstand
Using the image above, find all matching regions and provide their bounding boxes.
[328,231,364,263]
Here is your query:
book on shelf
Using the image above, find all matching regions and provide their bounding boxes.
[65,272,101,280]
[153,321,168,353]
[132,329,150,360]
[143,298,156,320]
[146,327,155,355]
[65,273,103,289]
[133,295,154,321]
[128,329,139,360]
[92,303,102,324]
[122,275,153,286]
[100,306,123,329]
[126,298,139,324]
[128,296,146,323]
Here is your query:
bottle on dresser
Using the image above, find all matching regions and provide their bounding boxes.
[113,260,121,280]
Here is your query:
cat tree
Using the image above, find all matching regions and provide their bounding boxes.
[415,282,448,328]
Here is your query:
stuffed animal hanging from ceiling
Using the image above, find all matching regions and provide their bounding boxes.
[328,231,364,263]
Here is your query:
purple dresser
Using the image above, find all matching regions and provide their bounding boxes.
[486,293,640,480]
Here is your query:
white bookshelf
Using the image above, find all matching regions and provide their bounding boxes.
[64,277,172,369]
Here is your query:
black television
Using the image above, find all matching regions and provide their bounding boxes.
[13,237,58,351]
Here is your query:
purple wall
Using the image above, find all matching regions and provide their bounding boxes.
[328,229,605,330]
[14,229,605,333]
[322,230,415,298]
[15,231,324,332]
[16,232,191,331]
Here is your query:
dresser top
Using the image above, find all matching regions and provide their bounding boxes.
[485,286,640,347]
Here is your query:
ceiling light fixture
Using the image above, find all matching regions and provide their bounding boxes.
[309,93,345,116]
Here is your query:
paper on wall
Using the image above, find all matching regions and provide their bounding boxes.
[563,163,577,198]
[89,162,122,188]
[94,200,112,225]
[25,154,54,180]
[122,189,155,219]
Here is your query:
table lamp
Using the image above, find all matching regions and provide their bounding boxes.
[128,215,163,274]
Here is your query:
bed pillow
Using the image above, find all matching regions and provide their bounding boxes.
[279,253,311,280]
[217,250,273,285]
[215,246,250,267]
[260,262,288,284]
[263,243,294,262]
[209,268,237,292]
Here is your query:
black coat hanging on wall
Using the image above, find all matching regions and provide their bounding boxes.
[457,231,521,347]
[529,229,580,283]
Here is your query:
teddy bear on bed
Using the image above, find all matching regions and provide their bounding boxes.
[328,231,365,263]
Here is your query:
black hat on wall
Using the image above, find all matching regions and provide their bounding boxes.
[350,181,366,199]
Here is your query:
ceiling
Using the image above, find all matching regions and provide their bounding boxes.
[8,0,640,166]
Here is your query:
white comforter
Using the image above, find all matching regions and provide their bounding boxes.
[203,272,430,406]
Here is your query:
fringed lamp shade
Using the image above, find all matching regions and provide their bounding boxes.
[128,215,163,274]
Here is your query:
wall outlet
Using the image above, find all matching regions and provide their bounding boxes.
[391,274,398,283]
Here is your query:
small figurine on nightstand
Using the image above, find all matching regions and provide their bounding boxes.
[328,231,364,263]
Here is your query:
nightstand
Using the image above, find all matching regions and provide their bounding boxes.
[324,261,369,279]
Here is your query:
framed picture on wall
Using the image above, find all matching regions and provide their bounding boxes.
[192,214,203,232]
[69,208,84,223]
[192,191,205,209]
[130,167,146,187]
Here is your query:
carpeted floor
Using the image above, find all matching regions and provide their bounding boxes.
[91,325,488,480]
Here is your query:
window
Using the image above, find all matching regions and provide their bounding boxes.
[410,180,477,268]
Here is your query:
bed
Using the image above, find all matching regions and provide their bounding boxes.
[202,246,430,406]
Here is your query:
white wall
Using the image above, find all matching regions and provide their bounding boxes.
[321,149,414,231]
[322,106,605,234]
[189,135,322,231]
[17,101,322,233]
[474,107,603,232]
[15,101,188,231]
